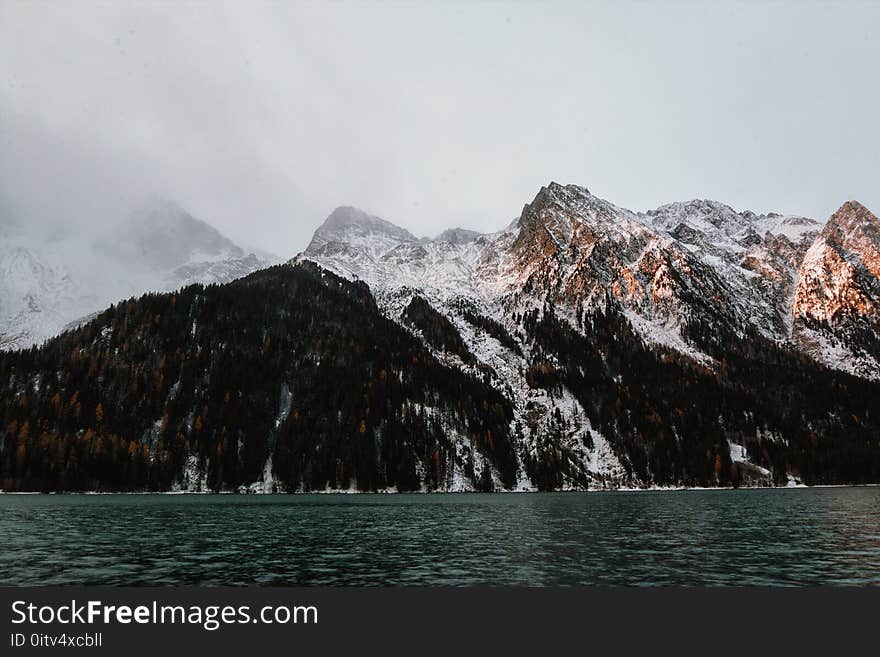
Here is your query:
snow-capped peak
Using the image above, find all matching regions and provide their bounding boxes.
[95,198,245,272]
[293,206,495,304]
[647,199,752,234]
[824,200,880,244]
[791,200,880,379]
[305,206,417,256]
[645,198,821,246]
[523,182,630,225]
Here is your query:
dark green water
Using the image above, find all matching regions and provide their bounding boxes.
[2,487,880,586]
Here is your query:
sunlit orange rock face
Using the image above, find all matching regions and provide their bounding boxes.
[794,201,880,325]
[792,202,880,376]
[500,183,732,328]
[490,185,879,378]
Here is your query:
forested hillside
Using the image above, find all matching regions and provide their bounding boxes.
[522,303,880,487]
[0,263,515,492]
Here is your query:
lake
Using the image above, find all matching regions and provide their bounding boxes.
[2,487,879,586]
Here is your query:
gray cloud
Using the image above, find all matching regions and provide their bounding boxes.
[2,1,879,256]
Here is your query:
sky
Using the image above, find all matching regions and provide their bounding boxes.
[1,0,879,257]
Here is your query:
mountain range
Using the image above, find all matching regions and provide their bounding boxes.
[1,183,878,492]
[297,185,879,380]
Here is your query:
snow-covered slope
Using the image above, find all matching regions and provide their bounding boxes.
[643,198,820,335]
[0,244,80,349]
[0,199,279,350]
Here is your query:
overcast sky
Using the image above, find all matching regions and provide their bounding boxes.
[1,1,879,256]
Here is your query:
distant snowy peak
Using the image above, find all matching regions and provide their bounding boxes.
[104,197,277,286]
[649,199,748,231]
[295,207,496,300]
[97,198,245,272]
[122,198,278,290]
[434,228,484,245]
[645,198,821,247]
[304,206,417,259]
[0,244,81,349]
[320,205,413,236]
[1,199,276,351]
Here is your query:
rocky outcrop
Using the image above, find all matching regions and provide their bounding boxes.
[793,201,880,377]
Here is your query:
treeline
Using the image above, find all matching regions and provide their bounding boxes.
[401,295,475,364]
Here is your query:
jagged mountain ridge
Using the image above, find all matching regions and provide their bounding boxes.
[0,199,278,350]
[295,183,855,371]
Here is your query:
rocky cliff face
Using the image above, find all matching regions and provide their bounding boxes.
[792,201,880,378]
[494,185,738,349]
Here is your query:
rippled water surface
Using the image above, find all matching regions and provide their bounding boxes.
[2,488,880,586]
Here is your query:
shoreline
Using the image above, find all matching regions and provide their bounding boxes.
[3,483,880,496]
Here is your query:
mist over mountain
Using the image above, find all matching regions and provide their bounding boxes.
[0,199,278,350]
[95,199,246,271]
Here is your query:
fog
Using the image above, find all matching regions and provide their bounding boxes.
[2,1,879,257]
